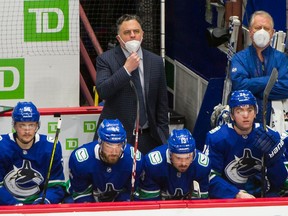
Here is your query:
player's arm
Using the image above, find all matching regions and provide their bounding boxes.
[259,129,288,192]
[193,152,210,199]
[68,148,94,203]
[0,182,19,205]
[253,126,285,166]
[133,149,144,190]
[117,148,144,201]
[206,134,242,198]
[0,153,21,205]
[135,153,161,200]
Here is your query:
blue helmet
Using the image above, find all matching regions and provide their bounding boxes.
[229,90,258,113]
[12,102,40,122]
[168,129,196,154]
[98,119,127,144]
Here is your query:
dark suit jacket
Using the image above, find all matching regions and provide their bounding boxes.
[95,45,169,145]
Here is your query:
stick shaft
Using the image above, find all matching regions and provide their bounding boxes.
[41,118,62,203]
[261,68,278,198]
[129,81,140,201]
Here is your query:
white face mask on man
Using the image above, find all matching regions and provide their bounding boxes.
[118,36,142,53]
[253,28,270,48]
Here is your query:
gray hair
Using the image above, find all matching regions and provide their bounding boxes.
[249,10,274,29]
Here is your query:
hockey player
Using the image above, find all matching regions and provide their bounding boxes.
[205,90,287,198]
[68,119,143,202]
[136,129,211,200]
[0,102,65,205]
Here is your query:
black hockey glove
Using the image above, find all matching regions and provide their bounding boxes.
[254,127,285,165]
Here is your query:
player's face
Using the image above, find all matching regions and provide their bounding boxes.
[116,19,143,45]
[14,122,38,145]
[171,152,193,173]
[231,105,256,134]
[100,142,123,165]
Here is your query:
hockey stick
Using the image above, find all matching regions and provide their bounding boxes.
[261,68,278,197]
[0,105,13,114]
[41,118,62,204]
[222,16,241,105]
[129,80,140,201]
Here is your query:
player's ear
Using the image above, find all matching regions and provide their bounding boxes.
[230,113,234,121]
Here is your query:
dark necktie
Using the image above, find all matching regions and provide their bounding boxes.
[131,69,147,127]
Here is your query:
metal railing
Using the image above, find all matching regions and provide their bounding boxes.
[79,3,103,106]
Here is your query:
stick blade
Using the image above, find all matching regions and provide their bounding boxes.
[0,105,13,114]
[264,68,278,98]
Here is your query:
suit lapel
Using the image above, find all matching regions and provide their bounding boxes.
[142,49,150,98]
[114,46,126,67]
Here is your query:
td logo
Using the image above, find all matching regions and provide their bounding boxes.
[24,0,69,42]
[48,122,58,133]
[84,121,97,133]
[0,59,24,100]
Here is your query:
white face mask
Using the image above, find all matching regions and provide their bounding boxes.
[118,36,142,53]
[253,28,270,48]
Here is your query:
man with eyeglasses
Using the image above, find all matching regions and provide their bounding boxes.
[136,129,211,200]
[0,101,65,205]
[68,119,143,202]
[204,90,287,198]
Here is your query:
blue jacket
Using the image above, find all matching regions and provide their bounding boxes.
[230,45,288,123]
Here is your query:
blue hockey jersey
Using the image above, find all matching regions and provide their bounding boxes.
[0,133,65,205]
[136,144,211,200]
[68,142,143,202]
[206,123,287,198]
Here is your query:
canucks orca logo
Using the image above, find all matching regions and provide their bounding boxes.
[225,148,262,184]
[4,160,44,197]
[161,188,188,200]
[93,183,122,202]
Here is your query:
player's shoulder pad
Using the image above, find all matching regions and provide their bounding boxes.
[128,145,142,161]
[196,151,209,167]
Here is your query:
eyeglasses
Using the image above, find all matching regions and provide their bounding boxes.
[17,123,38,130]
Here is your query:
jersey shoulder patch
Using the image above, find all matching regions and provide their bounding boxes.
[74,147,89,162]
[129,146,141,161]
[197,152,209,167]
[147,151,162,165]
[46,136,54,143]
